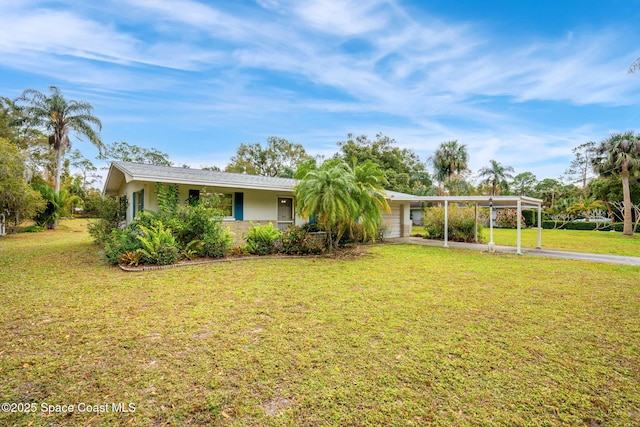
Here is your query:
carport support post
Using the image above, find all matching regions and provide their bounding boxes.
[536,205,542,249]
[474,203,478,243]
[443,200,449,248]
[517,199,522,255]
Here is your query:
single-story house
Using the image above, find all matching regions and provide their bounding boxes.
[103,161,421,238]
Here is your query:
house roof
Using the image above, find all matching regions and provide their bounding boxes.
[104,161,427,200]
[104,161,298,193]
[104,162,541,207]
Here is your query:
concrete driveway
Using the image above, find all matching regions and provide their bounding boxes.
[387,237,640,266]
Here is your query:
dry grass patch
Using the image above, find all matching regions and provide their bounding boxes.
[1,220,639,426]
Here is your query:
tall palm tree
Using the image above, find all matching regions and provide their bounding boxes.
[16,86,103,192]
[593,132,640,236]
[477,159,515,196]
[294,160,357,250]
[431,140,469,192]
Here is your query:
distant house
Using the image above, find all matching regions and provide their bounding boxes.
[103,161,420,238]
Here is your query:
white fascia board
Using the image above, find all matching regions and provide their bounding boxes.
[129,174,295,192]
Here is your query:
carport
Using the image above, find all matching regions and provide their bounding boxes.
[416,196,544,255]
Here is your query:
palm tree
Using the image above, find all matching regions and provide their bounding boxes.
[477,159,515,196]
[348,159,391,241]
[294,158,390,249]
[16,86,103,192]
[33,184,80,229]
[294,160,357,250]
[593,132,640,236]
[431,140,469,193]
[566,196,604,221]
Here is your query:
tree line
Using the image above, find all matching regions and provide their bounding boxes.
[1,86,639,235]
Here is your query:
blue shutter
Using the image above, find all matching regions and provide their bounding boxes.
[234,192,244,220]
[132,192,137,219]
[140,189,144,212]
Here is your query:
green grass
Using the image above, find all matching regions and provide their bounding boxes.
[412,225,640,257]
[1,220,639,426]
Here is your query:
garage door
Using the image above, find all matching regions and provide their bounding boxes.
[381,202,401,238]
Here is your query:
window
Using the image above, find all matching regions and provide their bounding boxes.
[188,189,200,206]
[219,193,233,217]
[132,189,144,218]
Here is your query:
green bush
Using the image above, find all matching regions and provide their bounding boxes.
[423,206,482,243]
[88,195,127,244]
[136,221,180,265]
[496,208,526,229]
[280,225,325,255]
[201,225,233,258]
[521,210,545,227]
[20,225,45,233]
[244,222,282,255]
[103,228,143,265]
[542,221,625,231]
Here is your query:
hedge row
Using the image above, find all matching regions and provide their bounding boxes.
[541,221,626,231]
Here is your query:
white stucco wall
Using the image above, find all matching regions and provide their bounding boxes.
[118,181,304,225]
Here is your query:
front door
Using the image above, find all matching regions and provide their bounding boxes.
[277,197,294,230]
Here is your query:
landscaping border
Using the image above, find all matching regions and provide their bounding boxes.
[118,254,312,272]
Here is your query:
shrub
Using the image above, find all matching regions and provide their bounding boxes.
[423,205,482,243]
[542,221,625,231]
[201,225,233,258]
[522,210,540,227]
[228,245,250,257]
[136,221,180,265]
[119,251,142,266]
[103,228,143,265]
[20,225,45,233]
[280,225,325,255]
[244,222,282,255]
[88,195,127,244]
[496,208,526,229]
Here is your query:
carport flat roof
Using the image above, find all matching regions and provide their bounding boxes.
[413,195,543,209]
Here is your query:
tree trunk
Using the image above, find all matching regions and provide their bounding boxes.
[621,165,633,236]
[54,147,62,193]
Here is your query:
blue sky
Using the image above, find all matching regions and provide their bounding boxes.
[2,0,640,186]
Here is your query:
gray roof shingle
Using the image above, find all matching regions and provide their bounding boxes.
[107,161,423,200]
[111,161,297,191]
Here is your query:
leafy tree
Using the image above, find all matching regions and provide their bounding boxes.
[69,149,99,188]
[593,131,640,235]
[477,159,514,196]
[98,141,172,167]
[15,86,103,192]
[430,140,469,193]
[226,136,308,177]
[295,158,389,250]
[0,139,46,232]
[510,172,538,196]
[335,133,433,195]
[533,178,563,208]
[564,141,596,196]
[1,97,52,182]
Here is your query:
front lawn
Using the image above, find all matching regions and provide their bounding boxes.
[485,227,640,256]
[412,225,640,257]
[1,220,639,426]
